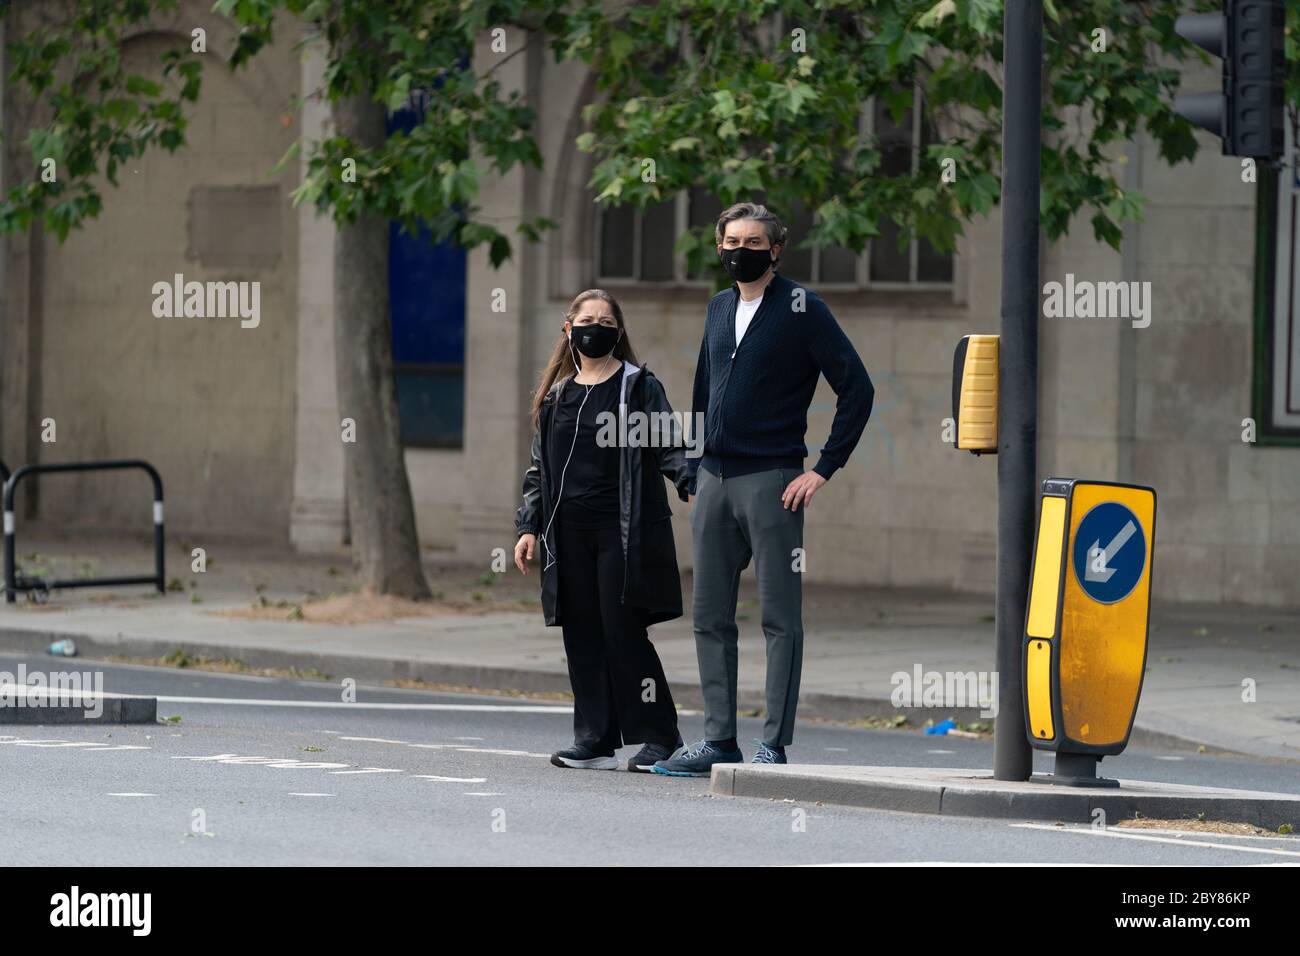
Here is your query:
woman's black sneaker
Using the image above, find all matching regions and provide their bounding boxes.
[626,737,684,773]
[550,743,619,770]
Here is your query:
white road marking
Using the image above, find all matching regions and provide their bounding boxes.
[170,754,350,769]
[926,750,956,755]
[1011,823,1300,858]
[106,792,156,797]
[413,775,488,783]
[1,686,150,701]
[824,747,849,752]
[806,862,1121,867]
[328,768,404,775]
[463,792,504,796]
[1,739,149,750]
[150,695,571,713]
[409,744,548,757]
[1154,755,1186,761]
[0,738,80,746]
[0,736,150,752]
[1079,825,1298,843]
[336,736,407,744]
[288,793,334,798]
[218,734,547,761]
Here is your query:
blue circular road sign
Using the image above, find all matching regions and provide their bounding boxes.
[1073,502,1146,604]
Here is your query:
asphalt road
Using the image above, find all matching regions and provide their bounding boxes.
[2,654,1298,866]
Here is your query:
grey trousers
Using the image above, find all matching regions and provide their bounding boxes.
[691,465,804,747]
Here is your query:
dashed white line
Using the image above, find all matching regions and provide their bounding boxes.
[169,754,351,769]
[149,696,571,713]
[336,736,407,744]
[806,862,1120,867]
[2,740,104,748]
[413,775,488,783]
[0,738,149,751]
[1010,823,1300,858]
[288,793,334,798]
[1084,825,1298,843]
[106,793,156,798]
[328,768,404,775]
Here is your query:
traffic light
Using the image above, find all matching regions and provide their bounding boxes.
[1174,0,1284,160]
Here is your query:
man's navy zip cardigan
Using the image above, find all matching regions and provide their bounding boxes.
[688,270,874,489]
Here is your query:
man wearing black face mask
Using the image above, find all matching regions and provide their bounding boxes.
[654,201,874,777]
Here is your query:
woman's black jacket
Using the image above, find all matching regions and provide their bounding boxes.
[514,361,692,627]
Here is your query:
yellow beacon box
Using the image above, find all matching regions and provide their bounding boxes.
[1022,478,1157,786]
[951,334,998,454]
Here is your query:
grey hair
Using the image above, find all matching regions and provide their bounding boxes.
[714,201,788,249]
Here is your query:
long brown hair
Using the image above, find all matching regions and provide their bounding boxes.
[530,289,640,428]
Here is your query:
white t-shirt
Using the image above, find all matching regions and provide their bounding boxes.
[734,294,763,348]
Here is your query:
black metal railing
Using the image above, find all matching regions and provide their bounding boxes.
[3,459,165,602]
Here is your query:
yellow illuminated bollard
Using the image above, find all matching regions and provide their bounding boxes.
[951,335,998,454]
[1021,478,1157,787]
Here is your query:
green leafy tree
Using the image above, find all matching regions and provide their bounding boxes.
[214,0,561,597]
[2,0,560,597]
[0,0,1282,595]
[568,0,1230,267]
[0,0,201,239]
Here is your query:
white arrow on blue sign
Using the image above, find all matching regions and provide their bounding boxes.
[1073,502,1146,604]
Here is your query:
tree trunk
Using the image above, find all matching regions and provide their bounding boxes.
[331,92,431,599]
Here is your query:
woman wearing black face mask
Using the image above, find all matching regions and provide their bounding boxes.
[514,289,691,772]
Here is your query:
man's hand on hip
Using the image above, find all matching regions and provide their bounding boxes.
[781,471,826,512]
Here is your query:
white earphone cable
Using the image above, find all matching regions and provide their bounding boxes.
[539,326,616,574]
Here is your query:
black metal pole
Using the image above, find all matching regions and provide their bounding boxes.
[994,0,1040,782]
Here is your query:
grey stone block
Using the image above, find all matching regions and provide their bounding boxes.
[711,765,1300,831]
[0,689,157,724]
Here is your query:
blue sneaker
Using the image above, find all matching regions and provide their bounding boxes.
[751,741,787,765]
[651,739,743,777]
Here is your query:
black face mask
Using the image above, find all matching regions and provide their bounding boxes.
[571,323,620,358]
[719,245,777,283]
